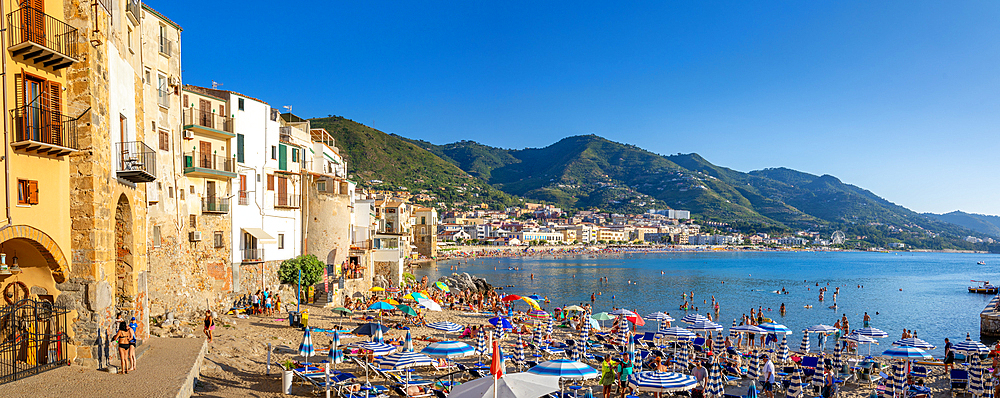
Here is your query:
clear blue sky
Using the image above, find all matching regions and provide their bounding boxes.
[152,1,1000,216]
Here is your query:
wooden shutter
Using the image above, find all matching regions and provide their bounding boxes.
[199,141,211,168]
[267,174,274,191]
[239,174,247,191]
[13,74,23,141]
[236,133,244,163]
[183,94,188,107]
[219,104,225,116]
[48,81,62,146]
[27,180,38,204]
[159,130,169,151]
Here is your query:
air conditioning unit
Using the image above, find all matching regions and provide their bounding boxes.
[182,130,194,139]
[189,231,202,242]
[168,76,181,87]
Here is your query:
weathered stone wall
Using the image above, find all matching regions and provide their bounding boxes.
[305,179,351,271]
[237,260,282,296]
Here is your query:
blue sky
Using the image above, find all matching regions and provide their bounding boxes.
[153,1,1000,216]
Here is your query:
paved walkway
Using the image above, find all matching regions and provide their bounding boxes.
[0,337,207,398]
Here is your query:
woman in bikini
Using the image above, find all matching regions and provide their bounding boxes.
[204,310,215,342]
[115,322,135,374]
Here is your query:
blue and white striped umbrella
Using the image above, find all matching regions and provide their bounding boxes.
[844,333,877,345]
[714,333,725,355]
[779,335,789,363]
[328,330,343,364]
[580,326,589,359]
[854,327,889,338]
[427,321,465,334]
[677,342,690,370]
[800,333,810,353]
[489,317,514,330]
[833,341,843,368]
[475,331,487,356]
[729,320,738,338]
[629,371,699,393]
[984,368,996,398]
[880,363,896,398]
[528,359,599,379]
[882,346,931,359]
[732,324,768,334]
[893,362,906,397]
[954,333,991,355]
[493,325,506,343]
[758,322,793,335]
[657,326,696,340]
[378,351,433,369]
[517,335,526,362]
[785,369,804,398]
[681,314,710,324]
[646,312,674,322]
[892,337,935,350]
[804,325,838,334]
[687,321,724,332]
[546,316,555,337]
[421,341,474,358]
[747,351,759,380]
[970,356,985,397]
[611,308,637,317]
[617,322,631,346]
[811,366,824,389]
[353,341,397,356]
[404,330,413,352]
[533,325,544,350]
[298,327,316,359]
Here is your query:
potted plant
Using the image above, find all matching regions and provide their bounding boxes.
[280,359,295,394]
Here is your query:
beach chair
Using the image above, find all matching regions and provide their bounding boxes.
[911,365,928,379]
[391,385,435,398]
[950,369,969,391]
[800,356,819,370]
[433,358,458,372]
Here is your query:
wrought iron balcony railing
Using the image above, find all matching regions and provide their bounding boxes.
[201,197,230,213]
[184,151,234,175]
[183,107,233,133]
[7,6,79,70]
[274,193,300,209]
[241,248,264,263]
[116,141,156,183]
[9,103,78,156]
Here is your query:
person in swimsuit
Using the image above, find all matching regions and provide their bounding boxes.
[128,316,138,372]
[115,322,134,374]
[204,310,215,342]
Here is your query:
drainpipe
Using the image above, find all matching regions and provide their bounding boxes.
[0,0,11,231]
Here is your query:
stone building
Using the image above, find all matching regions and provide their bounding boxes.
[411,206,437,258]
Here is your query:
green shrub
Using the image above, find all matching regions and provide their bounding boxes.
[278,255,325,286]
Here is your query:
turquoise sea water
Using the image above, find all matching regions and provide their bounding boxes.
[413,251,1000,356]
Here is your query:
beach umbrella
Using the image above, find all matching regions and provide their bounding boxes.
[353,341,397,356]
[329,329,343,364]
[435,281,450,292]
[565,305,586,312]
[617,322,631,346]
[610,308,636,317]
[378,351,434,369]
[417,297,442,312]
[403,292,427,300]
[521,297,541,311]
[352,322,390,337]
[854,327,889,338]
[748,381,759,398]
[423,341,474,358]
[501,294,522,302]
[298,327,316,362]
[882,346,931,360]
[629,371,699,393]
[448,372,560,398]
[332,307,353,315]
[579,325,589,359]
[970,355,985,397]
[984,367,996,398]
[892,337,935,350]
[785,369,804,398]
[533,325,544,350]
[396,304,418,317]
[799,333,810,353]
[677,342,690,370]
[475,331,487,356]
[687,320,723,332]
[713,333,725,355]
[844,333,878,344]
[384,298,400,305]
[954,333,991,355]
[811,365,824,391]
[545,316,555,338]
[657,326,696,340]
[748,350,759,380]
[489,316,514,330]
[528,359,599,379]
[804,325,838,334]
[527,294,543,301]
[625,313,646,327]
[706,357,725,398]
[893,361,907,397]
[729,319,738,338]
[732,324,768,334]
[427,321,465,334]
[493,324,506,343]
[681,314,709,324]
[404,330,413,352]
[779,335,790,363]
[592,312,613,321]
[387,287,401,293]
[833,341,843,369]
[516,335,526,364]
[646,312,675,323]
[528,309,549,319]
[370,287,385,292]
[759,322,793,335]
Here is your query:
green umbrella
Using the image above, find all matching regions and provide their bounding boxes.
[435,281,450,293]
[332,307,353,315]
[396,304,418,317]
[592,312,613,321]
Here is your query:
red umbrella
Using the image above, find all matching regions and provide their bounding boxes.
[625,312,645,327]
[489,340,504,378]
[500,294,522,302]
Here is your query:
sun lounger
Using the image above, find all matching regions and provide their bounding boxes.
[800,356,819,370]
[391,385,436,398]
[433,359,458,372]
[951,369,969,390]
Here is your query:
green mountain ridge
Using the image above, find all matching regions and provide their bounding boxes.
[925,211,1000,238]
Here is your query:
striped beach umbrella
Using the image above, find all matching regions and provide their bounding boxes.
[404,330,413,352]
[421,341,474,358]
[611,308,637,317]
[533,325,544,350]
[577,327,589,360]
[970,355,985,397]
[489,316,514,330]
[954,333,991,355]
[747,350,759,380]
[677,342,690,370]
[882,346,931,360]
[729,319,738,338]
[657,326,696,340]
[854,327,889,338]
[800,333,810,353]
[353,341,397,356]
[894,362,906,397]
[892,337,935,350]
[833,341,843,369]
[298,327,316,361]
[984,368,996,398]
[811,365,824,390]
[714,333,725,355]
[779,335,790,363]
[805,325,838,334]
[475,330,487,356]
[681,314,710,324]
[528,309,549,320]
[629,371,699,393]
[617,322,631,346]
[546,316,554,338]
[785,368,803,398]
[517,335,526,363]
[378,351,434,369]
[687,321,723,332]
[428,321,464,334]
[758,323,793,335]
[328,329,343,364]
[879,363,895,398]
[528,359,599,379]
[706,356,725,398]
[493,324,506,343]
[647,311,675,324]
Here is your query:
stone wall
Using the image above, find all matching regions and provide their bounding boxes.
[237,260,283,296]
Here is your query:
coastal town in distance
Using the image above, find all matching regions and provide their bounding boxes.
[2,1,1000,398]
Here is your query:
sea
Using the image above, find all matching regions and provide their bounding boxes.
[412,250,1000,356]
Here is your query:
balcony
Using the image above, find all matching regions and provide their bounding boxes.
[116,141,156,183]
[157,89,170,108]
[238,190,249,205]
[279,126,293,143]
[201,198,230,214]
[7,6,79,71]
[9,104,78,156]
[274,193,300,209]
[241,248,264,263]
[125,0,140,25]
[182,107,233,138]
[183,151,236,179]
[158,36,173,57]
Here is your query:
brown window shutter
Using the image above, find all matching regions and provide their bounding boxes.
[183,94,188,107]
[267,175,274,191]
[28,180,39,204]
[219,104,225,116]
[48,81,62,146]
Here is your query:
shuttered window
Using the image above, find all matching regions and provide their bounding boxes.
[236,133,244,163]
[48,81,62,145]
[267,174,274,191]
[159,129,169,151]
[17,180,39,205]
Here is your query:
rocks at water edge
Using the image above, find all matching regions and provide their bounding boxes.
[437,273,493,293]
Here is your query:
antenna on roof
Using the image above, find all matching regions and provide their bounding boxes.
[212,80,223,89]
[283,105,292,114]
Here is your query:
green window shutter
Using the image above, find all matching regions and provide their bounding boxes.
[291,148,298,162]
[236,133,245,163]
[278,143,287,170]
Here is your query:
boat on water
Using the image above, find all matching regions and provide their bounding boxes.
[979,261,987,265]
[969,280,998,294]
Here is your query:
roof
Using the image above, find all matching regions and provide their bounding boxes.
[142,3,183,31]
[184,84,270,106]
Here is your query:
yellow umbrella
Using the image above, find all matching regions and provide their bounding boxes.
[385,298,400,305]
[370,287,385,292]
[520,297,541,311]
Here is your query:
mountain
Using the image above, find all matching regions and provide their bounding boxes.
[307,116,519,209]
[925,211,1000,238]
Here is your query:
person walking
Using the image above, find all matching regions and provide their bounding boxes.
[944,338,954,372]
[762,354,775,398]
[114,322,135,374]
[600,354,619,398]
[821,366,836,398]
[128,316,138,372]
[617,352,635,398]
[204,310,215,343]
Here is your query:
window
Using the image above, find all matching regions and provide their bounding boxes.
[168,186,174,198]
[17,180,38,205]
[144,68,151,85]
[291,148,298,163]
[317,181,326,192]
[214,232,224,248]
[189,185,195,194]
[153,225,161,247]
[267,175,274,191]
[159,129,169,151]
[238,98,245,111]
[179,188,184,200]
[271,146,277,160]
[236,133,245,163]
[421,216,426,225]
[278,233,285,249]
[127,27,133,53]
[189,215,197,228]
[183,94,189,107]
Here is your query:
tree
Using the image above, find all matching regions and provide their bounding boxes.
[278,254,325,286]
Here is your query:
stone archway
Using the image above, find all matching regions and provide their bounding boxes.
[0,225,69,283]
[114,195,134,312]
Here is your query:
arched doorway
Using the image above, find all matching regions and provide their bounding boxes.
[114,195,134,315]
